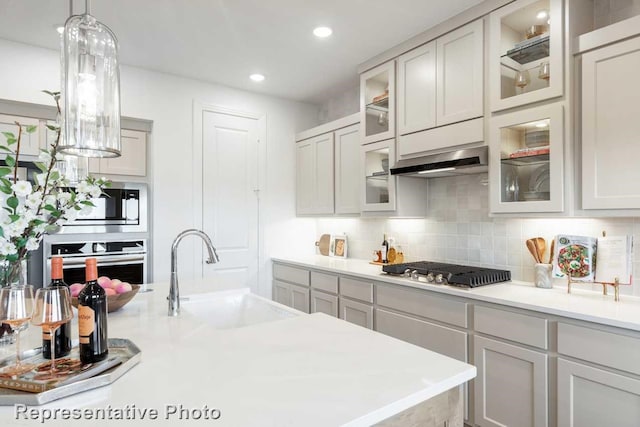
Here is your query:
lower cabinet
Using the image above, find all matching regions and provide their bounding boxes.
[474,335,548,427]
[557,358,640,427]
[339,297,373,329]
[310,290,338,317]
[272,280,309,313]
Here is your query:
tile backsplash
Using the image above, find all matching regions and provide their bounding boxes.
[316,174,640,297]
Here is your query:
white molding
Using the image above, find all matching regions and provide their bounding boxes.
[575,14,640,55]
[357,0,514,74]
[295,113,358,142]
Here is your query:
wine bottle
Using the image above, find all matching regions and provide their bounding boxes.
[42,257,72,359]
[78,258,108,363]
[381,233,389,263]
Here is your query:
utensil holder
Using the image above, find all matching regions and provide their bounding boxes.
[534,263,553,289]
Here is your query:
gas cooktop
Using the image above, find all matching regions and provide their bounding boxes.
[382,261,511,288]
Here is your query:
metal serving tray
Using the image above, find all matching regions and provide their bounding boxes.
[0,338,141,406]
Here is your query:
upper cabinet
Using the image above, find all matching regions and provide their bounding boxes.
[396,19,484,157]
[489,0,563,112]
[89,129,147,177]
[295,114,360,216]
[360,61,395,144]
[489,102,564,214]
[436,19,484,126]
[581,35,640,210]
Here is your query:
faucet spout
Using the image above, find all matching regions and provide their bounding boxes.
[169,229,220,316]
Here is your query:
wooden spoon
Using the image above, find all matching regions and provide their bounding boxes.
[548,239,555,264]
[526,239,540,263]
[534,237,546,265]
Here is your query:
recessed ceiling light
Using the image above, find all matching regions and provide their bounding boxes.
[249,73,265,82]
[536,10,548,20]
[54,24,64,34]
[313,26,333,38]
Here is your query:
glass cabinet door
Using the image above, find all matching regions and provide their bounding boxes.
[360,61,395,144]
[361,139,396,211]
[490,103,563,213]
[489,0,563,112]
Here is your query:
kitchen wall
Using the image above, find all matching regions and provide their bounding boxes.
[317,84,359,124]
[0,38,318,297]
[317,174,640,297]
[593,0,640,28]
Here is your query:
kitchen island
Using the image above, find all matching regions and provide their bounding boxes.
[0,280,475,426]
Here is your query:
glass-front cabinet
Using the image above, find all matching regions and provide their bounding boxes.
[360,61,395,144]
[489,103,563,213]
[361,139,396,211]
[489,0,563,112]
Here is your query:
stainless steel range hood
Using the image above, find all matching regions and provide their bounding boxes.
[390,146,488,178]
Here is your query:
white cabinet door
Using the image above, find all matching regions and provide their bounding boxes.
[474,335,548,427]
[558,358,640,427]
[339,297,373,329]
[296,133,334,215]
[0,114,40,157]
[334,124,360,214]
[273,280,291,307]
[397,41,436,135]
[436,19,484,126]
[361,138,396,212]
[98,129,147,176]
[581,36,640,209]
[310,290,338,317]
[360,60,395,144]
[290,283,310,314]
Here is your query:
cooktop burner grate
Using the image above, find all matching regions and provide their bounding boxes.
[382,261,511,287]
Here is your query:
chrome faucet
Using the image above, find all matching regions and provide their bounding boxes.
[168,229,220,316]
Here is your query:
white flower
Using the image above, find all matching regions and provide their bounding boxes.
[43,195,56,207]
[57,192,72,206]
[25,191,43,210]
[77,181,92,194]
[11,181,32,197]
[89,185,102,199]
[0,239,17,256]
[33,222,48,234]
[25,237,40,251]
[34,173,46,187]
[63,208,78,222]
[38,151,52,164]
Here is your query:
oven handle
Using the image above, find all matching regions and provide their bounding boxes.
[58,255,145,267]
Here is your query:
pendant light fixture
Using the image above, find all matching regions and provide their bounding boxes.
[58,0,121,158]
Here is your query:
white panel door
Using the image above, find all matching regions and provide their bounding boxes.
[397,41,436,135]
[202,111,259,290]
[582,36,640,209]
[334,124,360,214]
[558,358,640,427]
[436,19,484,126]
[296,140,315,214]
[313,133,335,214]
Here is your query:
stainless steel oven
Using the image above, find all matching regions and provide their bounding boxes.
[43,239,147,285]
[59,182,148,233]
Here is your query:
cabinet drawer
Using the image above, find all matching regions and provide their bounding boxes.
[340,277,373,303]
[272,263,309,287]
[474,305,547,349]
[310,271,338,294]
[376,284,467,328]
[558,322,640,376]
[339,297,373,329]
[376,308,467,362]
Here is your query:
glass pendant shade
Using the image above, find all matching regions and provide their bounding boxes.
[59,13,121,158]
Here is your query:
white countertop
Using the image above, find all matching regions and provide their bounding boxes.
[272,256,640,332]
[0,281,475,426]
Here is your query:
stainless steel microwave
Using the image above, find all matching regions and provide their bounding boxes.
[58,182,148,233]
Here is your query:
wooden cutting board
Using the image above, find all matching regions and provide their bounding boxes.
[316,234,330,256]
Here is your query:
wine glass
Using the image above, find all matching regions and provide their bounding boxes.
[31,287,73,375]
[538,61,550,81]
[0,285,35,376]
[514,69,530,92]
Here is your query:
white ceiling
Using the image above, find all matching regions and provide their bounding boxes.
[0,0,484,105]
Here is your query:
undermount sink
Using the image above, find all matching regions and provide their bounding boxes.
[180,288,299,329]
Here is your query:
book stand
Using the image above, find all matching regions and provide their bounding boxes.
[566,274,620,302]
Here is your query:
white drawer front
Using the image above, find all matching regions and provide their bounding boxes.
[376,284,467,328]
[340,277,373,303]
[310,271,338,294]
[474,305,548,349]
[558,322,640,376]
[376,308,467,362]
[272,263,309,287]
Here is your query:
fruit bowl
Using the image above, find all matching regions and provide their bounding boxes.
[71,284,141,313]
